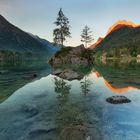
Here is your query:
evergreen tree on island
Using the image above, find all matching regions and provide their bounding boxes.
[53,8,71,46]
[81,25,93,48]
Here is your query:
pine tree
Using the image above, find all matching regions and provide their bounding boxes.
[81,25,93,48]
[53,8,71,46]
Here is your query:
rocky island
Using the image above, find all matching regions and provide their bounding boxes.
[49,45,94,66]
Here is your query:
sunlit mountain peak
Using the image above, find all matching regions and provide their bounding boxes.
[89,20,140,49]
[106,20,140,35]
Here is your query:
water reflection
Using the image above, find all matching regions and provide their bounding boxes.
[0,59,51,103]
[94,60,140,91]
[54,77,90,140]
[80,76,93,96]
[104,80,136,93]
[0,60,140,140]
[54,77,71,105]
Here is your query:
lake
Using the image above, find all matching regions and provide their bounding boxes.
[0,60,140,140]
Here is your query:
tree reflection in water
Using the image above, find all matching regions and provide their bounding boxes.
[53,77,88,140]
[54,77,71,105]
[80,76,92,96]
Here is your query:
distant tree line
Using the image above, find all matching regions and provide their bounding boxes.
[95,43,140,59]
[0,50,40,61]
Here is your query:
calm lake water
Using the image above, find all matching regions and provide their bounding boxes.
[0,60,140,140]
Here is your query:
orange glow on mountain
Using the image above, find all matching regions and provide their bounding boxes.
[89,20,140,49]
[90,37,103,48]
[104,80,136,93]
[106,20,140,35]
[93,71,137,93]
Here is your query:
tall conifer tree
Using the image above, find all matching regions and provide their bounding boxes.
[53,8,71,46]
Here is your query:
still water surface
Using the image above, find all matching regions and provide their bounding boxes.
[0,60,140,140]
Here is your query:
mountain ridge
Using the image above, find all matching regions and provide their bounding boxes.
[0,15,57,57]
[89,20,140,50]
[106,20,140,35]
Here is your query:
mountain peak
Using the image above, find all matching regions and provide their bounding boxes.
[0,14,3,18]
[0,15,57,56]
[0,15,7,21]
[89,20,140,49]
[106,20,140,35]
[0,15,13,27]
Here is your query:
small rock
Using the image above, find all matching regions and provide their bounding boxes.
[60,125,87,140]
[52,69,62,75]
[22,73,37,79]
[106,96,131,104]
[22,104,39,117]
[60,125,95,140]
[0,70,9,74]
[59,69,83,80]
[52,69,83,80]
[29,128,56,136]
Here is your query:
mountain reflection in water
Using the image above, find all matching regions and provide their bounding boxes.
[94,60,140,90]
[0,60,140,140]
[0,60,51,103]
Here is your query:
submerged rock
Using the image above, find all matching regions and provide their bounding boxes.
[21,104,39,117]
[28,127,57,138]
[59,69,82,80]
[52,69,83,80]
[106,96,131,104]
[60,125,94,140]
[0,70,9,74]
[22,73,37,80]
[52,69,62,75]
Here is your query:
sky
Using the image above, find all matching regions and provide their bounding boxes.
[0,0,140,46]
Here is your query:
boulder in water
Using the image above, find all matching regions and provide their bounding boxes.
[106,96,131,104]
[52,69,83,80]
[60,125,93,140]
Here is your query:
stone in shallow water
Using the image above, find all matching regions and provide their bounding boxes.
[52,69,83,80]
[59,69,80,80]
[28,127,57,139]
[21,104,39,117]
[60,125,94,140]
[52,69,62,75]
[106,96,131,104]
